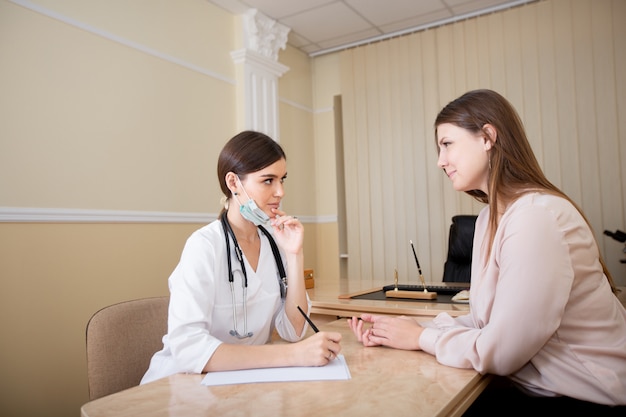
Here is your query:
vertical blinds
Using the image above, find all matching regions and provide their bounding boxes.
[338,0,626,285]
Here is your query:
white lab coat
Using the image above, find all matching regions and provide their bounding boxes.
[141,219,309,384]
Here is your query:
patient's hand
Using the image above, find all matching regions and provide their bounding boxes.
[348,314,423,350]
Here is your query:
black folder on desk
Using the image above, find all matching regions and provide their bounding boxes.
[350,282,469,303]
[382,282,469,295]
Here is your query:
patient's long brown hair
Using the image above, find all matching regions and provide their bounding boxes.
[434,89,616,293]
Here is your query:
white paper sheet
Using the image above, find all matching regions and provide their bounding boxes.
[200,354,351,386]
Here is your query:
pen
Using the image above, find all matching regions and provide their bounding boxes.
[297,305,319,333]
[410,240,428,292]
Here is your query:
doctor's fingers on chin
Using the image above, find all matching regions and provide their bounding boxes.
[277,216,301,229]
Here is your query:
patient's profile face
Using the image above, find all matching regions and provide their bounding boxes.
[436,123,490,194]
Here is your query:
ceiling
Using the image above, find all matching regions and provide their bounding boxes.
[207,0,536,56]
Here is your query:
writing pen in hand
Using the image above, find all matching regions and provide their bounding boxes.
[297,305,319,333]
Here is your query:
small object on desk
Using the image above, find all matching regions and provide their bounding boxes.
[297,305,319,333]
[410,240,437,297]
[304,268,315,289]
[385,289,438,299]
[380,283,469,295]
[451,289,470,303]
[393,268,399,291]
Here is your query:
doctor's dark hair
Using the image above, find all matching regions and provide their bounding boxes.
[217,130,286,198]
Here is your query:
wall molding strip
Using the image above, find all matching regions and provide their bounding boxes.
[0,207,214,224]
[0,207,334,224]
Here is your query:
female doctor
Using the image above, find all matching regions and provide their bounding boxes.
[142,130,341,383]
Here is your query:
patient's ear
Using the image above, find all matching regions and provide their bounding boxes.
[482,124,497,150]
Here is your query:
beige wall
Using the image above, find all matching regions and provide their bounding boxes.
[0,0,236,213]
[0,222,199,416]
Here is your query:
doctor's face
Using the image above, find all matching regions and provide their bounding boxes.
[238,158,287,216]
[436,123,490,194]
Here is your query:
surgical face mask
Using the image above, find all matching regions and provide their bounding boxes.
[234,177,270,226]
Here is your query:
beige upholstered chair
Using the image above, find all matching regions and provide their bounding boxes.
[85,296,169,400]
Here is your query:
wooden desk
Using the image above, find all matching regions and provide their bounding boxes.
[81,319,490,417]
[308,279,471,318]
[309,282,626,318]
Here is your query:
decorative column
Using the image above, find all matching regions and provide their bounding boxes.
[230,9,290,141]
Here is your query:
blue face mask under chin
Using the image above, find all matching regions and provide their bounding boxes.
[235,177,270,226]
[239,198,270,226]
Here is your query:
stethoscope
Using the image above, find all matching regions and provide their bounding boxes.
[220,213,287,339]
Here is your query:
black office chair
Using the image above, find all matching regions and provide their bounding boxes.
[604,229,626,264]
[443,215,478,282]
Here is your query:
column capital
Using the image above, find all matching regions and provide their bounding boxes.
[242,9,290,61]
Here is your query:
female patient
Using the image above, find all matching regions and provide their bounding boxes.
[142,131,341,384]
[348,89,626,413]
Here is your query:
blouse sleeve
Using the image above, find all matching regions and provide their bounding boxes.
[421,202,576,375]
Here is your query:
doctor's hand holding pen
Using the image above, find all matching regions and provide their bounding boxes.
[288,305,342,365]
[206,307,342,370]
[290,329,343,366]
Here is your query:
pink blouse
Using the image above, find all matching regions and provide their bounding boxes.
[419,193,626,405]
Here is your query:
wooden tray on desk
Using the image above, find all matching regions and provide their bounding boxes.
[313,284,470,318]
[338,282,469,303]
[386,289,437,299]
